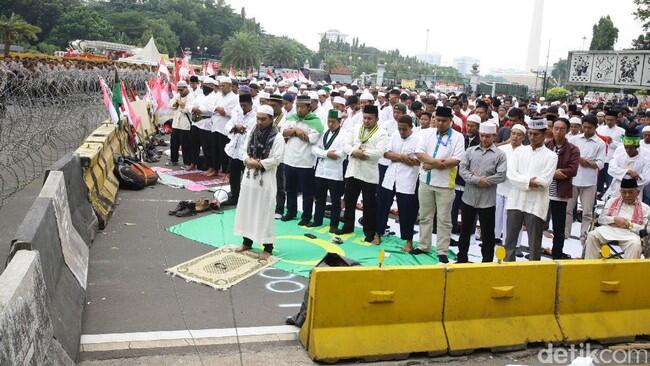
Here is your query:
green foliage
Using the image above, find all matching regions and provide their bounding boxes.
[47,7,113,48]
[263,36,310,68]
[317,36,463,82]
[589,15,619,50]
[36,42,58,54]
[220,31,261,69]
[634,0,650,30]
[0,13,41,57]
[546,87,570,102]
[551,58,568,86]
[140,18,179,54]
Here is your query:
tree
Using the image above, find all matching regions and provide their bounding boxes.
[633,33,650,50]
[546,87,570,102]
[551,58,568,86]
[47,7,113,48]
[633,0,650,49]
[589,15,618,50]
[264,37,298,67]
[0,0,75,41]
[140,18,178,54]
[323,54,345,74]
[0,13,40,57]
[220,31,261,69]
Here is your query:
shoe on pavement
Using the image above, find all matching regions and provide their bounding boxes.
[298,219,310,226]
[438,255,449,263]
[410,248,429,255]
[168,201,189,215]
[281,215,296,222]
[334,228,354,235]
[274,213,283,220]
[306,221,322,228]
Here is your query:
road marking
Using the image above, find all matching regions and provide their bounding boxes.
[265,280,305,293]
[278,303,301,308]
[80,325,299,345]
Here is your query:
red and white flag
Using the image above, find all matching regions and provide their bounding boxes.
[228,66,236,78]
[120,83,140,130]
[158,57,170,78]
[99,77,119,123]
[207,62,215,76]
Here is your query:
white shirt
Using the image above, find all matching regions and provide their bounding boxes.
[210,91,239,135]
[641,140,650,158]
[224,107,257,160]
[280,118,321,168]
[505,144,558,220]
[596,124,625,163]
[381,132,420,194]
[313,105,329,130]
[345,124,389,184]
[379,104,394,124]
[416,128,465,189]
[312,128,352,181]
[378,118,398,166]
[496,143,523,196]
[343,108,362,133]
[169,94,191,130]
[190,92,218,130]
[569,133,606,187]
[604,146,650,200]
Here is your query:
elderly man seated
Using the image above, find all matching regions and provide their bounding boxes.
[585,177,650,259]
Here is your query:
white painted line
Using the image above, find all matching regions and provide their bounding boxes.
[278,303,301,308]
[80,325,299,345]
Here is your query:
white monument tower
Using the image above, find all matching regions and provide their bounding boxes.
[526,0,544,72]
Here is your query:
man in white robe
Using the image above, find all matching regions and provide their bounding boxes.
[585,178,649,259]
[504,119,558,261]
[234,105,286,260]
[604,130,650,201]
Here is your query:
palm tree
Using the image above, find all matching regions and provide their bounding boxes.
[0,13,41,58]
[220,31,261,69]
[264,37,297,67]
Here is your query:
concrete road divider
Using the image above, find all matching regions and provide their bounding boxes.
[300,266,447,362]
[46,153,98,244]
[557,260,650,343]
[443,262,563,354]
[0,250,74,365]
[39,170,89,289]
[75,123,126,228]
[10,196,86,361]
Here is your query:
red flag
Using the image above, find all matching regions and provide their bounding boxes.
[229,66,236,78]
[207,62,215,76]
[120,83,140,130]
[173,57,182,83]
[202,63,207,76]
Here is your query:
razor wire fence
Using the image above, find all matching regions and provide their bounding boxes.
[0,62,154,209]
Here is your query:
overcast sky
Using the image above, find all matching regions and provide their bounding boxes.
[226,0,643,73]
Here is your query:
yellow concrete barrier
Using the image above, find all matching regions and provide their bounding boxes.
[300,266,447,362]
[557,260,650,343]
[75,122,132,228]
[444,262,563,353]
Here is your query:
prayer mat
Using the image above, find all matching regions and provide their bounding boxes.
[165,169,229,187]
[165,246,278,290]
[166,209,455,278]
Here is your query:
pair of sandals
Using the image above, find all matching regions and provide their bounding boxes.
[168,199,220,217]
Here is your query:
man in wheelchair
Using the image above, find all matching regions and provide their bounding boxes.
[585,177,650,259]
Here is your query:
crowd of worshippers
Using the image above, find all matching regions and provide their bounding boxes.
[167,75,650,262]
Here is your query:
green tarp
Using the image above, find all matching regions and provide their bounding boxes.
[166,209,455,278]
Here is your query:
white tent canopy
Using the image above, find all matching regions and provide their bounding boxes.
[118,37,161,66]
